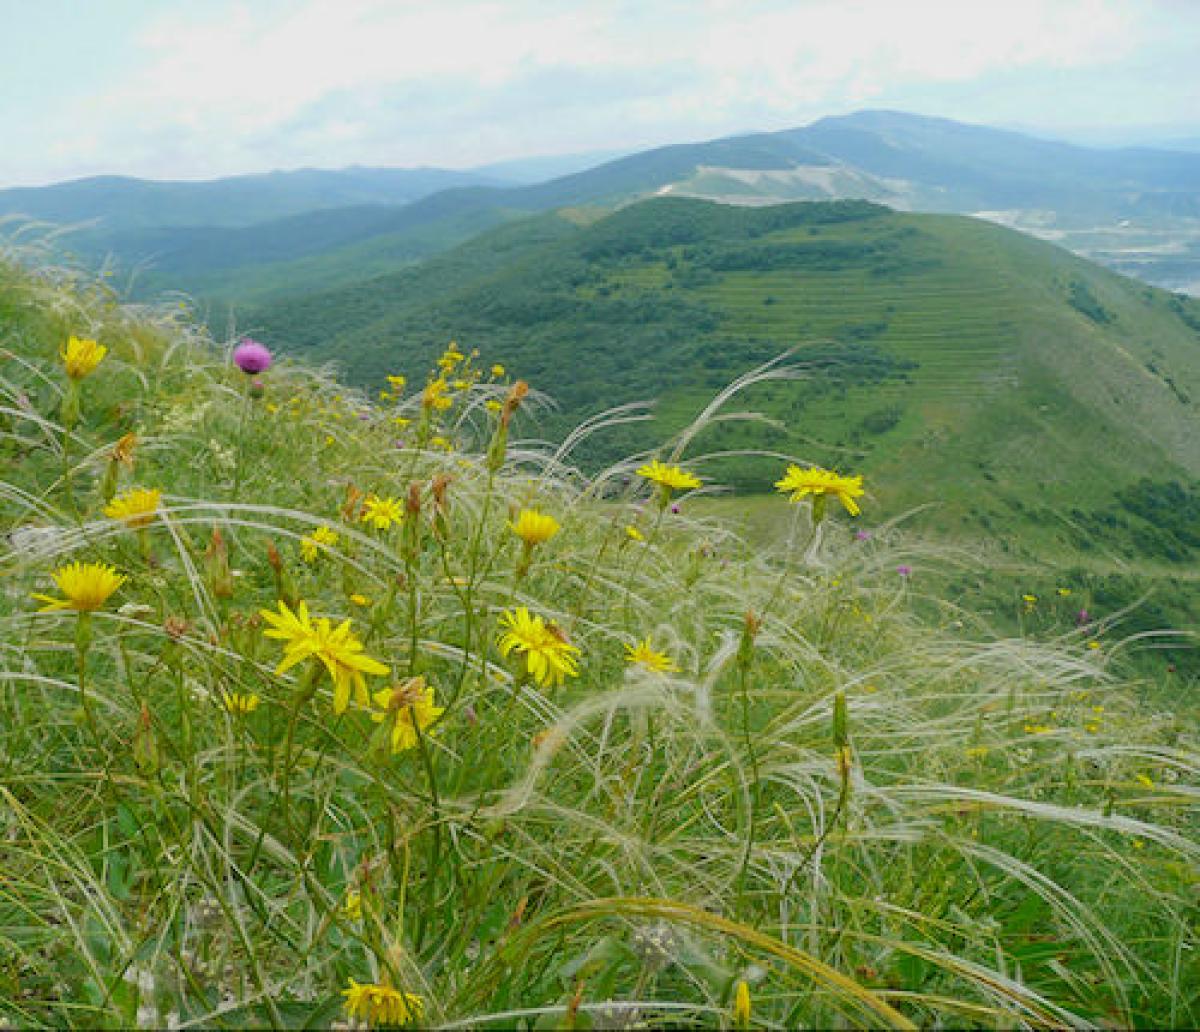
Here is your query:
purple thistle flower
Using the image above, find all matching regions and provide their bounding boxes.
[671,503,681,514]
[1076,608,1090,626]
[897,564,912,577]
[855,530,872,541]
[233,338,272,374]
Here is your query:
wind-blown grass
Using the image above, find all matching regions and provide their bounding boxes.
[0,250,1196,1029]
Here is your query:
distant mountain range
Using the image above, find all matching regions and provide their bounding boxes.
[4,110,1200,303]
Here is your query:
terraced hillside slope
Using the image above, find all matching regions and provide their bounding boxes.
[252,198,1200,551]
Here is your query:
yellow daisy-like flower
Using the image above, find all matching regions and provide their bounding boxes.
[61,335,108,379]
[341,889,363,922]
[423,378,453,411]
[300,525,339,562]
[491,363,505,378]
[103,487,162,528]
[349,593,372,607]
[361,494,404,530]
[342,980,424,1028]
[436,344,465,373]
[509,509,561,547]
[33,561,125,612]
[370,677,445,753]
[774,465,865,516]
[625,524,645,542]
[221,691,260,715]
[497,607,581,688]
[387,374,406,390]
[624,638,680,673]
[636,460,701,493]
[259,600,389,714]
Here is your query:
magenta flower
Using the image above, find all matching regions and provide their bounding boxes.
[897,564,912,577]
[233,339,272,374]
[855,530,872,541]
[1076,608,1090,626]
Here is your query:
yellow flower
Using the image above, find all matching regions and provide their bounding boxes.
[1022,594,1038,604]
[341,889,363,921]
[636,460,701,493]
[221,691,260,715]
[964,745,990,759]
[624,638,679,673]
[497,607,580,688]
[349,593,371,607]
[1023,722,1053,735]
[259,600,389,714]
[1056,587,1072,597]
[774,465,864,516]
[491,364,505,378]
[1086,640,1102,650]
[33,561,125,612]
[103,487,162,528]
[387,374,407,390]
[342,980,424,1028]
[510,509,561,546]
[1135,773,1154,789]
[436,344,465,373]
[625,525,645,542]
[370,677,444,753]
[300,525,339,562]
[423,378,453,411]
[392,415,412,428]
[61,335,107,379]
[734,980,751,1029]
[485,399,502,413]
[361,494,404,530]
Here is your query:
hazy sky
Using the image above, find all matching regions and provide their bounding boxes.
[2,0,1199,187]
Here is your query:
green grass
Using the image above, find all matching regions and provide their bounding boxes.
[1,246,1197,1028]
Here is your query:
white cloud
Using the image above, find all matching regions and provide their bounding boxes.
[2,0,1194,183]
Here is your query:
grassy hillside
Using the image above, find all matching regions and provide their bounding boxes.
[3,249,1198,1029]
[251,198,1200,533]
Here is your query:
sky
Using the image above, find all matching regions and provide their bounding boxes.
[2,0,1199,187]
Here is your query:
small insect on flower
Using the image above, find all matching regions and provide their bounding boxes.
[510,509,561,547]
[497,607,581,688]
[342,980,424,1028]
[103,487,162,528]
[111,432,138,468]
[33,561,125,612]
[259,600,389,714]
[61,335,107,379]
[361,494,404,530]
[370,677,444,753]
[774,465,864,516]
[221,691,260,715]
[636,460,701,493]
[625,638,680,674]
[300,525,339,562]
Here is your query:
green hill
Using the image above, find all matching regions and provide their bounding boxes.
[251,197,1200,543]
